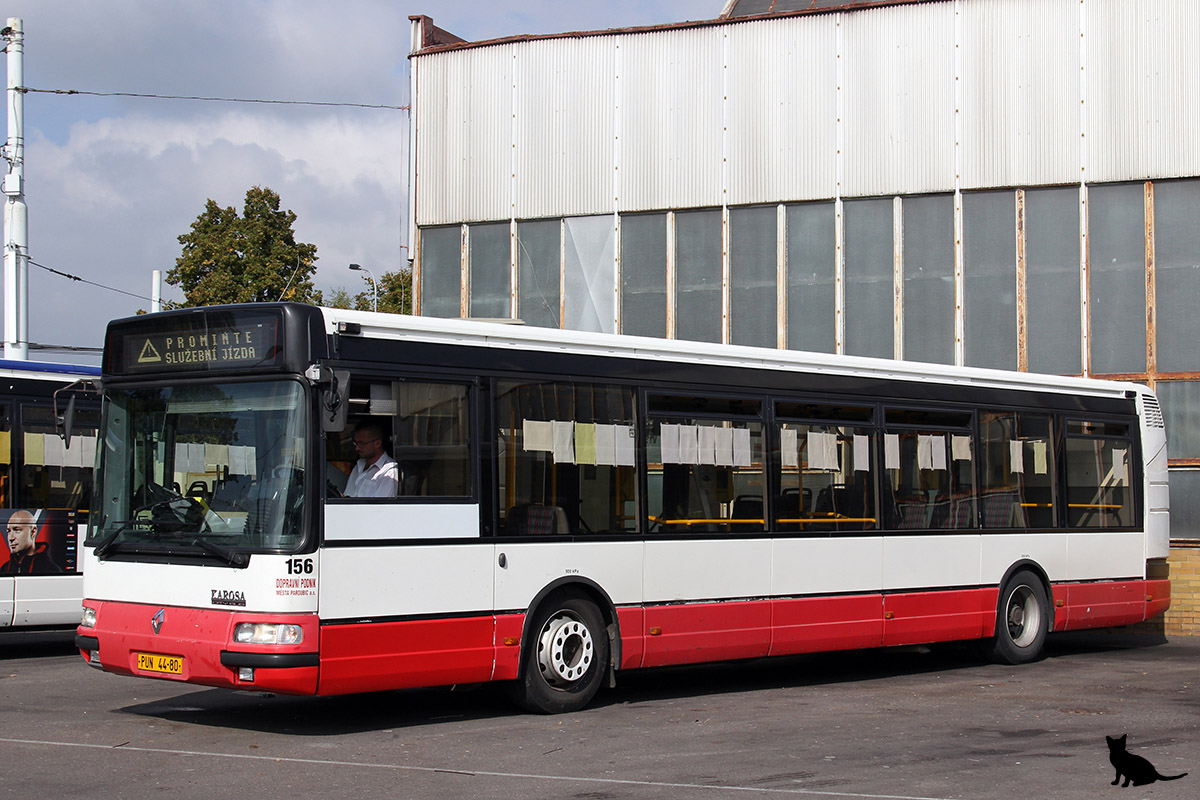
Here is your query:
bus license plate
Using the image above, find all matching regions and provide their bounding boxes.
[137,652,183,675]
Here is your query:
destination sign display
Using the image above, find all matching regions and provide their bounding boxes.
[109,311,283,375]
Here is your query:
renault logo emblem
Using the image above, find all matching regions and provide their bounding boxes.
[151,608,165,634]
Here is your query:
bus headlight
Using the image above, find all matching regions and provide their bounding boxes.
[232,622,303,645]
[81,606,97,628]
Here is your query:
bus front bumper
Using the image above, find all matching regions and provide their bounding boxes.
[77,600,319,695]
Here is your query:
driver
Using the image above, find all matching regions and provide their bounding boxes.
[344,420,398,498]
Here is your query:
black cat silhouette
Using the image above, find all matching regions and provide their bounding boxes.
[1107,734,1188,787]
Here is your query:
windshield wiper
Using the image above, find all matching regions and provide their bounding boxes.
[92,520,157,558]
[92,525,129,559]
[189,537,249,568]
[91,525,247,566]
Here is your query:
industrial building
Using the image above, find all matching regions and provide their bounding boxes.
[404,0,1200,572]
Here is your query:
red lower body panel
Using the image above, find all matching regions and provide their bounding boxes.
[317,616,495,694]
[1145,579,1172,620]
[642,600,772,667]
[83,579,1169,697]
[770,595,883,656]
[1052,580,1164,631]
[492,614,524,681]
[883,588,996,646]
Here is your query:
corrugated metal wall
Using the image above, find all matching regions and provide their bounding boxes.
[958,0,1079,190]
[726,15,838,204]
[514,38,616,220]
[840,2,957,197]
[413,0,1200,226]
[1085,0,1200,183]
[619,27,725,213]
[414,43,513,224]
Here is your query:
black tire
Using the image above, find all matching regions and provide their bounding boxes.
[986,569,1050,664]
[509,595,609,714]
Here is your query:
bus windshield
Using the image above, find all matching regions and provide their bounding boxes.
[91,379,308,557]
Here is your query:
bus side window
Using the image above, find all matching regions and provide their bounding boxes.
[330,379,474,501]
[1065,420,1133,528]
[882,408,975,531]
[646,394,764,535]
[496,381,638,536]
[17,403,99,515]
[980,411,1056,529]
[392,382,472,498]
[0,401,9,507]
[773,402,876,534]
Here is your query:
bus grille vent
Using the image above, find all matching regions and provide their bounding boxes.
[1143,394,1165,428]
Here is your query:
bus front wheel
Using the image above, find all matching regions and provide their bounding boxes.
[510,595,609,714]
[986,570,1050,665]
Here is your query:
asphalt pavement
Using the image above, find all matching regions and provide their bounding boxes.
[1,628,1196,799]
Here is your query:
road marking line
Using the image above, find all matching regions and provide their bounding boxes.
[0,737,956,800]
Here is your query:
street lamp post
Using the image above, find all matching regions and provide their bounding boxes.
[349,263,377,312]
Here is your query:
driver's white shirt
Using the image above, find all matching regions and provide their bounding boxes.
[345,452,399,497]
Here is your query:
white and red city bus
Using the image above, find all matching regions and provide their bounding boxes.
[76,303,1170,712]
[1,359,100,630]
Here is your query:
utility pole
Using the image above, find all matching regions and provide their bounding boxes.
[151,269,163,313]
[3,18,27,360]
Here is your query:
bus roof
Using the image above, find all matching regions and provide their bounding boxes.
[317,307,1144,402]
[0,359,101,379]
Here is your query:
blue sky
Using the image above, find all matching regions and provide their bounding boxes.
[2,0,709,359]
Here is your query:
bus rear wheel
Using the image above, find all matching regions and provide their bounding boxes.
[510,595,608,714]
[986,570,1049,665]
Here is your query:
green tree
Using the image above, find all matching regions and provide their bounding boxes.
[334,266,413,314]
[374,267,413,314]
[168,186,318,307]
[319,287,356,309]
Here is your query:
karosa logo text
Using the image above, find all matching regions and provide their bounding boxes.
[211,589,247,607]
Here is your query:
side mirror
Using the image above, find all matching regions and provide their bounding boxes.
[54,378,99,448]
[321,369,351,433]
[59,395,77,448]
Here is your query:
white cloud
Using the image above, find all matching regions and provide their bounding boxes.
[2,0,708,358]
[29,109,407,330]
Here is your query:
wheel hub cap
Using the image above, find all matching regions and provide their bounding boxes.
[537,614,594,686]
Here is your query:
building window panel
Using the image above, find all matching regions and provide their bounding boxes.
[786,201,836,354]
[902,195,955,365]
[729,205,778,349]
[468,222,511,320]
[1025,187,1081,375]
[1156,381,1200,460]
[843,198,895,360]
[962,191,1018,370]
[620,213,668,338]
[517,219,561,329]
[675,209,723,344]
[563,215,616,334]
[1088,183,1147,375]
[418,225,463,318]
[1167,469,1200,539]
[1155,179,1200,373]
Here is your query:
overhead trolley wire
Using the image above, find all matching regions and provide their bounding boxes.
[29,259,155,304]
[19,86,409,111]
